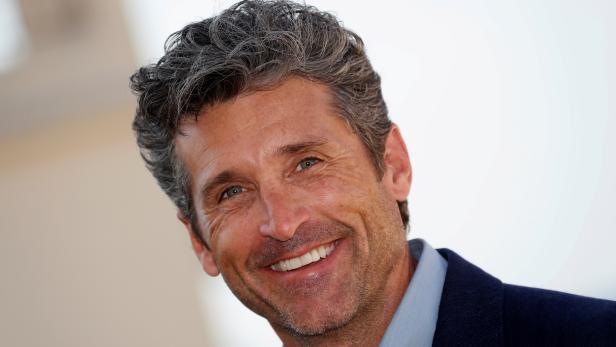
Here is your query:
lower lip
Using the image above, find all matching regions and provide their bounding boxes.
[264,239,344,281]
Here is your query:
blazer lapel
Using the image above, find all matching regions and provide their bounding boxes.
[432,249,505,347]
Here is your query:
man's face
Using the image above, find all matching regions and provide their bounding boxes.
[175,78,411,336]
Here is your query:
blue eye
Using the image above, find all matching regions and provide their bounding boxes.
[296,157,321,171]
[220,186,245,201]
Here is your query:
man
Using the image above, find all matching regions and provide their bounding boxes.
[129,1,616,346]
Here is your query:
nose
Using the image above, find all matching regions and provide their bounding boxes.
[258,187,309,241]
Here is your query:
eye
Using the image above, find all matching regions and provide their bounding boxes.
[219,185,245,202]
[295,157,321,172]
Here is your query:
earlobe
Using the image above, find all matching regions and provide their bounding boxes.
[383,124,412,201]
[177,211,220,277]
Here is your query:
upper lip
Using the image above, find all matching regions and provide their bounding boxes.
[265,239,340,267]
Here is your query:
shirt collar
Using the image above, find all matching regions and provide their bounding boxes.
[379,239,448,347]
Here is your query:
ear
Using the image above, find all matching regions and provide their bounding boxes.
[382,124,412,201]
[177,211,220,276]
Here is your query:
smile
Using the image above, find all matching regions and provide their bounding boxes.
[270,242,336,272]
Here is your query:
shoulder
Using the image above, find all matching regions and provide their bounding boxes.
[434,248,616,347]
[503,284,616,346]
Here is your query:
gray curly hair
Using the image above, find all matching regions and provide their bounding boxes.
[129,0,409,242]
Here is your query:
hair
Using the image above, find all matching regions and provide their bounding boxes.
[130,0,409,242]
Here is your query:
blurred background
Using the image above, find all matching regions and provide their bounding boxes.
[0,0,614,346]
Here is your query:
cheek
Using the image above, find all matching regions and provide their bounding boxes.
[204,195,253,242]
[310,170,380,208]
[208,208,261,270]
[306,174,381,233]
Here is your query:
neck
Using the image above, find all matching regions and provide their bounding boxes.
[276,242,416,347]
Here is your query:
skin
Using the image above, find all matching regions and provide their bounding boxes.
[175,77,415,346]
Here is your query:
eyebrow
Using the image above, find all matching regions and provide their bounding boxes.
[272,137,328,157]
[200,137,329,200]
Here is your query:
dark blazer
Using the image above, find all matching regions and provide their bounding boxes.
[432,249,616,347]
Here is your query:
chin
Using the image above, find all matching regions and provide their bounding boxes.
[274,299,359,337]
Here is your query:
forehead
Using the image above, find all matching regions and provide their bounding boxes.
[174,78,355,181]
[187,78,336,139]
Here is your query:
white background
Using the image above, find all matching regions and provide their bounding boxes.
[123,0,616,345]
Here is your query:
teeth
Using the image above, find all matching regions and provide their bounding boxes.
[310,249,319,262]
[270,242,336,272]
[291,258,302,269]
[300,252,312,264]
[317,247,326,258]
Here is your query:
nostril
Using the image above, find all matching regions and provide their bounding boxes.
[259,216,298,241]
[257,191,310,240]
[259,221,272,236]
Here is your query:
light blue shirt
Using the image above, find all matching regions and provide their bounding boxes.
[379,239,448,347]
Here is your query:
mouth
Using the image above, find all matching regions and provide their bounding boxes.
[269,241,337,272]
